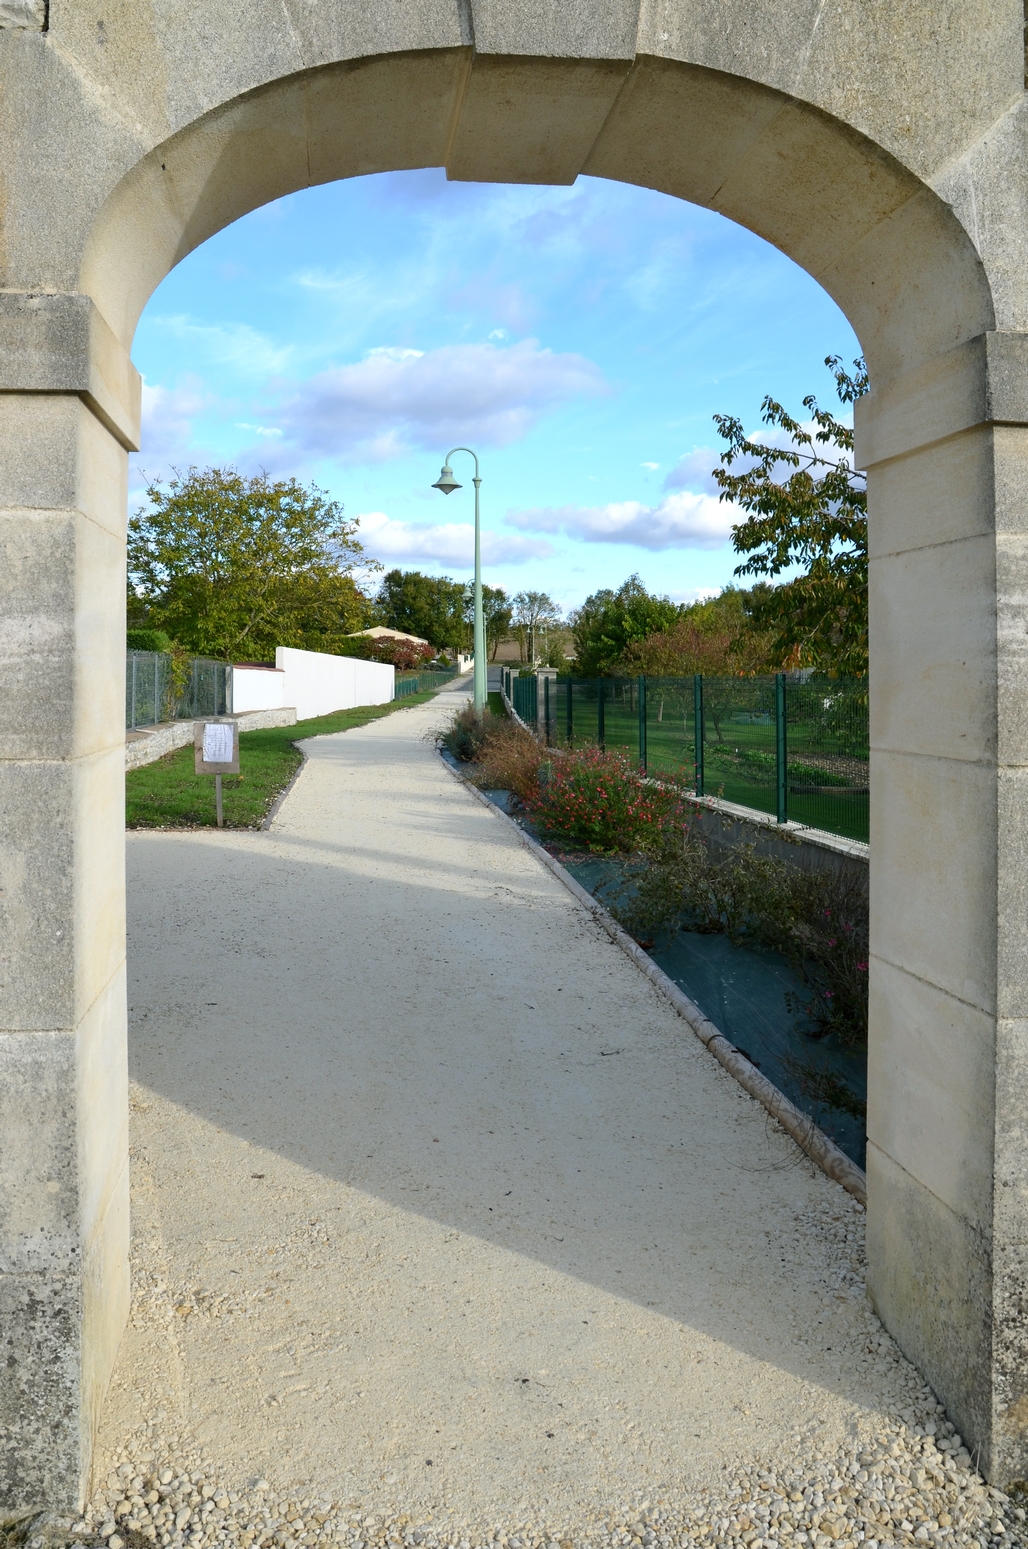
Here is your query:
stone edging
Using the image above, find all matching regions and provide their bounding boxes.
[444,752,867,1206]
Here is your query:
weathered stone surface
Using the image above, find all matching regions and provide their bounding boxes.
[4,0,1028,1508]
[0,0,44,27]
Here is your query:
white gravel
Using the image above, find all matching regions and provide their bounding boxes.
[76,685,1025,1549]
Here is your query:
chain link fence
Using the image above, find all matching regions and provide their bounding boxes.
[126,652,232,729]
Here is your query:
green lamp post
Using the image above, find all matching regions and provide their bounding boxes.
[432,447,486,714]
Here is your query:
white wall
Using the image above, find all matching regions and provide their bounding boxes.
[275,647,394,720]
[232,665,286,713]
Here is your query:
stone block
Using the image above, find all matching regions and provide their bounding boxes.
[866,1142,993,1476]
[869,530,996,763]
[0,396,128,539]
[469,0,639,58]
[0,762,75,1031]
[868,956,995,1227]
[0,1031,77,1273]
[996,768,1028,1021]
[870,749,996,1015]
[72,749,127,1024]
[0,1268,82,1511]
[0,294,140,451]
[866,425,995,559]
[447,54,632,184]
[583,55,785,207]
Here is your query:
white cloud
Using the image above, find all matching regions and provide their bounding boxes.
[272,338,607,463]
[150,315,292,375]
[235,422,283,438]
[505,490,741,551]
[662,447,723,495]
[357,511,556,568]
[640,461,660,470]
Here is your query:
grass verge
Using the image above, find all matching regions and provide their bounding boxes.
[126,690,438,829]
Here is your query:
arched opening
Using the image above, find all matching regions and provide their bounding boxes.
[3,30,1021,1514]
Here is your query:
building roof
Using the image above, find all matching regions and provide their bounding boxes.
[351,626,431,646]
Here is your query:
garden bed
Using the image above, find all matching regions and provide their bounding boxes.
[440,705,868,1171]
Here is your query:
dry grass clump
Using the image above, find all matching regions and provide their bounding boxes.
[473,717,544,802]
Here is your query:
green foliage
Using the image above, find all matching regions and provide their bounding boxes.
[713,355,868,676]
[570,575,681,676]
[619,587,779,676]
[128,467,372,662]
[126,627,174,654]
[376,569,466,650]
[126,694,436,829]
[526,747,685,854]
[475,584,514,659]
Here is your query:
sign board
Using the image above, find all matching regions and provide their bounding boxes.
[194,718,240,774]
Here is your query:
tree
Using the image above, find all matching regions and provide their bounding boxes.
[462,583,513,660]
[619,587,781,676]
[512,590,562,663]
[570,575,681,676]
[128,467,373,661]
[375,570,466,651]
[713,355,868,676]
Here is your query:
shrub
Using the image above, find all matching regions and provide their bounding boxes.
[473,719,544,802]
[525,748,685,854]
[127,628,173,653]
[438,704,488,762]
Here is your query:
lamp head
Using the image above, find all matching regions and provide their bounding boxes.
[432,464,461,495]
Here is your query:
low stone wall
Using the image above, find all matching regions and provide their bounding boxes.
[125,707,297,770]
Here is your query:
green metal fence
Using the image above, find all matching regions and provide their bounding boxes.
[504,668,868,845]
[394,667,459,698]
[126,652,231,729]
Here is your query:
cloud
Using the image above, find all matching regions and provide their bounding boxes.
[149,315,292,375]
[505,491,741,551]
[357,511,556,568]
[272,339,607,462]
[640,461,660,471]
[662,447,723,495]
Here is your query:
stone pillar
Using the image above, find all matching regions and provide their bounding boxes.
[858,332,1028,1486]
[0,295,139,1510]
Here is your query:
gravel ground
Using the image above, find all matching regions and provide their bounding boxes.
[43,685,1024,1549]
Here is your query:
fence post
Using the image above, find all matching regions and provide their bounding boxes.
[565,677,573,745]
[776,672,788,824]
[638,676,647,771]
[693,674,704,796]
[544,675,550,744]
[597,679,606,749]
[130,654,137,730]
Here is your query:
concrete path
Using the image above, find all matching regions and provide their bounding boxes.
[99,684,929,1532]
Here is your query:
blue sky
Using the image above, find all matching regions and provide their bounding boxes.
[132,169,860,614]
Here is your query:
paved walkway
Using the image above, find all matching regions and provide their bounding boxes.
[99,684,934,1533]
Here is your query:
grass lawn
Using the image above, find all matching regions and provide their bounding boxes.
[126,690,439,829]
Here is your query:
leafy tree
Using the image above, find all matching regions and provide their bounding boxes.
[713,355,868,676]
[512,590,562,663]
[375,569,466,651]
[128,467,372,661]
[463,584,514,660]
[570,575,681,676]
[618,588,780,676]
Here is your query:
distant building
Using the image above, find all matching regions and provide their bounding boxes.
[350,626,431,647]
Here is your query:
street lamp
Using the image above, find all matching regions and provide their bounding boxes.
[432,447,486,714]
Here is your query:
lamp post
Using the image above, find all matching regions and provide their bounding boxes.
[432,447,486,714]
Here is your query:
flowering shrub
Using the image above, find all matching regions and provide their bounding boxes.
[525,748,684,854]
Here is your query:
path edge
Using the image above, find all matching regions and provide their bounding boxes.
[443,753,868,1207]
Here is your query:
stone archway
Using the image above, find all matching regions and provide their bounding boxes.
[2,0,1026,1508]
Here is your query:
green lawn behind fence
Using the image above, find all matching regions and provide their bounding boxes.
[126,691,437,829]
